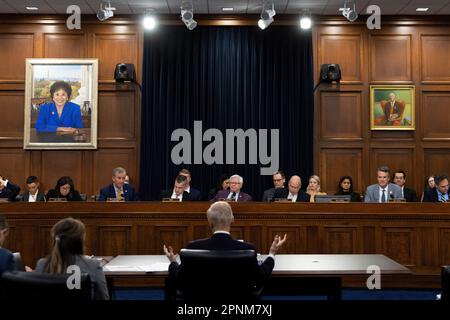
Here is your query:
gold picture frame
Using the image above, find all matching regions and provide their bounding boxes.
[23,58,98,149]
[370,85,415,130]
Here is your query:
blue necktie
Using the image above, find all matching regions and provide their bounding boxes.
[381,189,386,203]
[441,193,447,202]
[230,192,236,201]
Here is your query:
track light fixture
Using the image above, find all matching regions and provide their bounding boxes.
[339,0,358,22]
[299,10,312,30]
[258,1,276,30]
[97,1,115,21]
[180,1,197,30]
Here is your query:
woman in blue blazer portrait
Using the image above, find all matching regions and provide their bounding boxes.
[35,81,82,134]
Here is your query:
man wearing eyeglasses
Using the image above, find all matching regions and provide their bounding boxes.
[213,174,252,202]
[423,174,450,202]
[262,171,286,202]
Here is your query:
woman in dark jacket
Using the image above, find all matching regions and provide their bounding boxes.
[335,175,361,202]
[46,176,82,201]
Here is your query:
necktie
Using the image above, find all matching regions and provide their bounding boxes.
[117,188,123,201]
[231,192,237,201]
[381,189,386,203]
[441,193,447,202]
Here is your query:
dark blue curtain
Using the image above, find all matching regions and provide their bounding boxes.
[140,26,314,200]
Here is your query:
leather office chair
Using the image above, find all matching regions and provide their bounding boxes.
[174,249,259,302]
[441,265,450,301]
[0,271,92,301]
[12,252,25,271]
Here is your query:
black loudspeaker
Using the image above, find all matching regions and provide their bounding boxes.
[320,64,341,83]
[114,63,135,82]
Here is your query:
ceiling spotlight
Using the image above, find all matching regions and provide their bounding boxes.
[299,10,312,30]
[339,1,358,22]
[143,10,157,30]
[181,1,197,30]
[97,1,115,21]
[258,1,276,30]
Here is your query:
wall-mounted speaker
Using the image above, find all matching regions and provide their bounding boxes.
[114,63,136,82]
[320,64,341,83]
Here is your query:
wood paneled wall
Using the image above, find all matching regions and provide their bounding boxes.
[313,18,450,196]
[0,15,142,195]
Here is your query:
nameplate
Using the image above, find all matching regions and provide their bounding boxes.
[273,198,293,202]
[106,198,124,202]
[388,198,406,203]
[162,198,181,202]
[0,198,9,202]
[48,198,67,202]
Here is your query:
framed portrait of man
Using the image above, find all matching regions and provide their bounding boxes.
[370,85,415,130]
[23,58,98,149]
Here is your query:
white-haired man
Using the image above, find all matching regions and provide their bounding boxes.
[212,174,252,202]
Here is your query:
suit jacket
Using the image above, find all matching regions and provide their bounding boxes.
[213,189,252,202]
[168,233,274,290]
[0,247,15,275]
[0,181,21,201]
[20,191,46,202]
[35,255,109,300]
[160,189,192,201]
[262,187,276,202]
[364,183,402,202]
[423,188,450,202]
[403,187,418,202]
[187,187,202,201]
[98,183,139,201]
[273,187,310,202]
[35,102,82,133]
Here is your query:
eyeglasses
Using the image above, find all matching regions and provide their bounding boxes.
[229,182,240,185]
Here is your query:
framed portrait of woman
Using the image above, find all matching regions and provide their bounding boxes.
[23,58,98,149]
[370,85,415,130]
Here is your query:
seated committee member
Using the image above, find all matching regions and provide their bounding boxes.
[273,175,310,202]
[178,169,202,201]
[35,81,82,134]
[364,166,402,202]
[421,175,435,202]
[35,218,109,300]
[213,174,252,202]
[393,170,418,202]
[261,171,286,202]
[98,167,139,201]
[0,175,21,201]
[163,201,287,295]
[306,175,327,202]
[19,176,46,202]
[0,215,15,275]
[46,176,82,201]
[161,175,192,201]
[335,175,361,202]
[208,174,230,200]
[423,174,450,202]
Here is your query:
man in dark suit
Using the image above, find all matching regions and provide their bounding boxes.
[19,176,46,202]
[213,174,252,202]
[261,170,286,202]
[164,201,287,293]
[0,216,15,275]
[393,170,418,202]
[423,174,450,202]
[160,175,192,201]
[0,175,20,201]
[178,169,202,201]
[273,175,310,202]
[98,167,139,201]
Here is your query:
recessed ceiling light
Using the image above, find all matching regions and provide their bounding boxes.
[26,6,39,11]
[416,8,429,12]
[222,7,234,12]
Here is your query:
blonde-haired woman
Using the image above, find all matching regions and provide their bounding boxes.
[35,218,109,300]
[306,175,327,202]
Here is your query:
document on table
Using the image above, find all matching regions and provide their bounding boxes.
[104,262,169,273]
